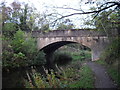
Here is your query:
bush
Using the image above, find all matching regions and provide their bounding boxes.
[2,30,40,68]
[11,30,26,53]
[33,51,46,65]
[101,37,120,64]
[11,30,38,65]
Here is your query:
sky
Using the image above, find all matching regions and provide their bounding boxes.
[1,0,118,28]
[1,0,94,28]
[2,0,95,28]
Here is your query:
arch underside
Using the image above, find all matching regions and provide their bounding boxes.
[38,36,94,52]
[40,41,91,54]
[40,41,76,54]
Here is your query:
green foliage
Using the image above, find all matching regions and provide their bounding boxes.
[12,30,26,53]
[71,51,91,61]
[12,52,27,67]
[56,19,74,30]
[12,30,37,56]
[33,51,46,65]
[84,9,120,36]
[68,64,94,88]
[57,23,74,30]
[2,30,41,68]
[24,61,85,88]
[3,23,17,31]
[55,48,91,62]
[95,59,107,66]
[108,68,120,87]
[101,37,120,64]
[40,24,50,32]
[24,68,65,88]
[2,23,18,37]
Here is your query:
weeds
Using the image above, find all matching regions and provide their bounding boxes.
[68,64,94,88]
[24,61,94,88]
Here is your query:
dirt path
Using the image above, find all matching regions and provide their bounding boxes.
[86,61,117,88]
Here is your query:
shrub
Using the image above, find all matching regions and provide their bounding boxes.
[33,51,46,65]
[101,37,120,64]
[2,30,41,68]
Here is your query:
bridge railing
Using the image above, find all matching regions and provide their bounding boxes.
[32,29,108,37]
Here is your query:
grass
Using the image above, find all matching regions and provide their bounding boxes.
[6,50,93,88]
[108,68,120,86]
[95,59,107,65]
[71,51,91,62]
[24,61,95,88]
[72,55,84,61]
[68,64,94,88]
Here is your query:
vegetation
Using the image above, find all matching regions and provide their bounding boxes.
[1,0,119,89]
[97,38,120,87]
[96,38,120,87]
[24,61,94,88]
[69,64,94,88]
[2,30,45,68]
[56,19,74,30]
[54,49,91,62]
[96,59,120,88]
[101,37,120,64]
[71,51,91,61]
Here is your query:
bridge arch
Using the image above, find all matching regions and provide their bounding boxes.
[40,41,77,53]
[33,29,110,62]
[37,36,93,50]
[39,40,92,69]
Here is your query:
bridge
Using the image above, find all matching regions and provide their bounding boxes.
[32,29,110,68]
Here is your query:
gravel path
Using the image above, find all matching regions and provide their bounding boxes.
[86,61,117,88]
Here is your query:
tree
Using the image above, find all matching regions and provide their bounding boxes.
[2,30,38,68]
[19,4,30,32]
[84,8,120,37]
[40,24,50,32]
[50,1,120,32]
[1,2,12,27]
[57,23,73,30]
[57,19,74,30]
[1,1,39,32]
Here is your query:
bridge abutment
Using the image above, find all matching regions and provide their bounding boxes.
[91,37,109,61]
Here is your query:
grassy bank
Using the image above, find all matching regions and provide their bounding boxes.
[24,50,93,88]
[24,61,94,88]
[55,50,91,62]
[3,48,93,88]
[68,64,94,88]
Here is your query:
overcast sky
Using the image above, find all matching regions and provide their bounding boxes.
[1,0,118,28]
[2,0,93,28]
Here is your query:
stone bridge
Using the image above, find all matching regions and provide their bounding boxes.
[32,29,110,68]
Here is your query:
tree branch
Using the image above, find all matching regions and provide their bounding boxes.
[52,6,85,12]
[51,3,116,26]
[99,1,120,8]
